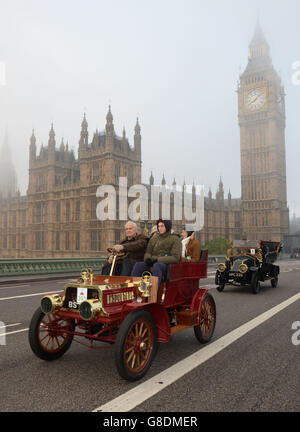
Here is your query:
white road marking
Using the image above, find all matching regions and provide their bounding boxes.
[0,285,30,290]
[0,328,29,337]
[201,284,216,290]
[93,292,300,412]
[0,323,22,330]
[0,290,62,301]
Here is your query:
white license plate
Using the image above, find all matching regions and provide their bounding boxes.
[76,287,88,304]
[229,272,242,278]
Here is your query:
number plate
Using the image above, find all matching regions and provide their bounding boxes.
[229,272,243,278]
[77,287,88,304]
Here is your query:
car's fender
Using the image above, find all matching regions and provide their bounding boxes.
[190,288,209,326]
[121,302,171,343]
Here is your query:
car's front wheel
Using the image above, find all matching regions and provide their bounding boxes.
[271,277,278,288]
[251,272,260,294]
[115,310,158,381]
[215,271,225,292]
[216,283,225,292]
[29,307,74,361]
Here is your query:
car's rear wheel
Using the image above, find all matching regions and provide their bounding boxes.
[29,307,74,361]
[115,310,158,381]
[251,272,260,294]
[271,277,278,288]
[194,293,216,343]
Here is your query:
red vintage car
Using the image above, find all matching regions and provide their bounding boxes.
[29,250,216,381]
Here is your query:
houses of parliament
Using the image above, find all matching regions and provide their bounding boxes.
[0,22,289,258]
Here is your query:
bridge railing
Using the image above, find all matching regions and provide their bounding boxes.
[0,255,224,277]
[0,258,107,277]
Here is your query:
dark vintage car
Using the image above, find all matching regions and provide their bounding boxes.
[215,240,282,294]
[28,250,216,381]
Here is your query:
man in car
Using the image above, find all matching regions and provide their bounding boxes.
[131,219,181,285]
[102,221,148,276]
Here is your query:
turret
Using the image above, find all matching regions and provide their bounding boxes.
[134,117,141,160]
[105,105,114,150]
[149,171,154,186]
[79,113,88,157]
[48,123,56,162]
[228,189,232,207]
[29,129,36,165]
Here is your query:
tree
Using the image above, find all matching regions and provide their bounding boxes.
[204,238,231,255]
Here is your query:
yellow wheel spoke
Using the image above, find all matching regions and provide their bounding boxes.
[125,346,134,355]
[127,350,135,363]
[141,327,148,338]
[131,354,136,369]
[139,322,144,336]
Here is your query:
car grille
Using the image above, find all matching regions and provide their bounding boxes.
[63,286,99,310]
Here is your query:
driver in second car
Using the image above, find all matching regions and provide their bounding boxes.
[131,219,181,285]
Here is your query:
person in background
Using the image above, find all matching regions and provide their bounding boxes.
[149,223,158,240]
[181,228,201,261]
[131,219,181,285]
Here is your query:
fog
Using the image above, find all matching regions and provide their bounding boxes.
[0,0,299,215]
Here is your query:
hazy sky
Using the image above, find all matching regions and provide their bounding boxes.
[0,0,300,215]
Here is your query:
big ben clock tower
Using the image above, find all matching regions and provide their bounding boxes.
[238,21,289,241]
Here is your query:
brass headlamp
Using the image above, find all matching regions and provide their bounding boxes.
[41,294,63,314]
[217,263,226,273]
[79,299,102,320]
[239,263,248,274]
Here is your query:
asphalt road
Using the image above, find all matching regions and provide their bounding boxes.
[0,260,299,412]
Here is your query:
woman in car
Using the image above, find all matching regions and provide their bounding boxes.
[181,228,201,261]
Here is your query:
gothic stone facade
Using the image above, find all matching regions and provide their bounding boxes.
[0,23,289,258]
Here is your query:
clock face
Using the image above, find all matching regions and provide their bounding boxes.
[245,89,265,111]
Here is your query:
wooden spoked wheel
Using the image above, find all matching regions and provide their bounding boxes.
[37,313,73,354]
[115,310,158,381]
[194,293,216,343]
[29,307,74,361]
[124,319,153,373]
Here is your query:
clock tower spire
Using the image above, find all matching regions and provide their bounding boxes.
[238,22,289,241]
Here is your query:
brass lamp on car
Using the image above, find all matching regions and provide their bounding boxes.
[217,263,226,273]
[239,263,248,274]
[138,272,152,298]
[79,299,102,321]
[41,294,63,314]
